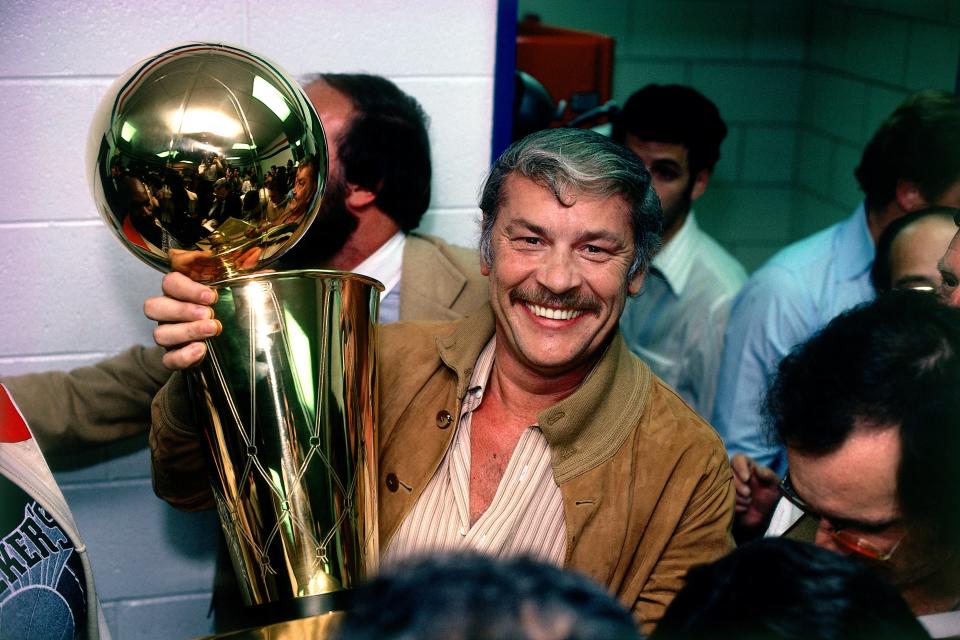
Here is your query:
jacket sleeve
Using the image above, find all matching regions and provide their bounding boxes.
[634,445,735,634]
[149,370,215,511]
[1,345,171,453]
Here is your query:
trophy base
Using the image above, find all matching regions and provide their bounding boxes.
[200,609,345,639]
[228,590,353,633]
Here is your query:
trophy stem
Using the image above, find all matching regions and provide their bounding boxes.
[191,270,382,617]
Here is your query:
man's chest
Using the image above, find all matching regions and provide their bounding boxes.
[468,402,530,524]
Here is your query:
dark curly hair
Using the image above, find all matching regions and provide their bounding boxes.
[612,84,727,177]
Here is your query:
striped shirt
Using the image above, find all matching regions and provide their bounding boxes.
[382,338,566,567]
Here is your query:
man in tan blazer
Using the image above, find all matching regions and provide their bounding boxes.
[2,73,487,446]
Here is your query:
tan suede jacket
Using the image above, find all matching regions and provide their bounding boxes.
[151,305,734,631]
[377,307,734,631]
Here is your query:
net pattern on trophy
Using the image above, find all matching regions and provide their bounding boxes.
[196,273,380,604]
[211,282,354,587]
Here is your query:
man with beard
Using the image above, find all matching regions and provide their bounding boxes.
[1,74,487,475]
[147,128,735,633]
[612,85,746,418]
[760,292,960,637]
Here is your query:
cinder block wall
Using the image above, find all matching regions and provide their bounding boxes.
[795,1,960,239]
[0,2,496,638]
[519,0,960,271]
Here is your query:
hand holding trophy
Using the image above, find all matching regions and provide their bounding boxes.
[88,44,381,629]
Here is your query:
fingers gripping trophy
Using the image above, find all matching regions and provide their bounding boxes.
[87,44,381,624]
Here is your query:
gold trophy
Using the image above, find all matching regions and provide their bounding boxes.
[87,44,380,629]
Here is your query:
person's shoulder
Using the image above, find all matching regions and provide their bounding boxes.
[643,376,727,452]
[406,232,481,273]
[688,230,748,295]
[402,233,488,318]
[734,221,847,308]
[758,217,848,277]
[381,317,461,349]
[380,316,477,371]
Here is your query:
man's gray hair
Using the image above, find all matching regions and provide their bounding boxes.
[478,128,662,281]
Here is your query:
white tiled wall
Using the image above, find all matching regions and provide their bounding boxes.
[0,2,497,638]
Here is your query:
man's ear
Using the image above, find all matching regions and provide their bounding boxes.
[345,183,377,210]
[627,270,645,296]
[480,250,493,276]
[895,179,927,213]
[690,169,711,202]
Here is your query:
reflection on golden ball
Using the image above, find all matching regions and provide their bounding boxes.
[87,43,327,282]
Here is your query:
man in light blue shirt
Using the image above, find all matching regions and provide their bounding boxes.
[614,85,747,418]
[717,90,960,532]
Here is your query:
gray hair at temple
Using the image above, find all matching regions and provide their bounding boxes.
[478,128,663,282]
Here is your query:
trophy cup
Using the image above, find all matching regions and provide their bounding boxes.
[87,44,380,629]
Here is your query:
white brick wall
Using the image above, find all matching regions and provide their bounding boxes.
[0,2,497,638]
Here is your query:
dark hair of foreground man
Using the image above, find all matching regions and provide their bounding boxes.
[653,539,930,640]
[335,553,643,640]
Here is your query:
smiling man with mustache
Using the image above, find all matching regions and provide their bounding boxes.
[147,128,734,633]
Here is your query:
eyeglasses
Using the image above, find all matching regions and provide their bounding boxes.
[778,473,905,562]
[898,284,936,294]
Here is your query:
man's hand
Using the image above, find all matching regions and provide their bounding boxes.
[144,272,222,370]
[731,453,781,536]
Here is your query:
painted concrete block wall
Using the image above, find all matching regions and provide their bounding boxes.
[0,2,496,638]
[796,0,960,238]
[517,0,960,272]
[517,0,808,271]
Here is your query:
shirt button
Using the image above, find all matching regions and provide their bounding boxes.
[385,473,399,492]
[436,410,453,429]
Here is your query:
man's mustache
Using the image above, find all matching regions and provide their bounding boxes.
[509,287,600,312]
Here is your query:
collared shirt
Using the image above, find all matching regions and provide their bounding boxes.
[620,212,746,417]
[352,231,405,324]
[382,337,566,568]
[713,205,875,474]
[765,497,803,537]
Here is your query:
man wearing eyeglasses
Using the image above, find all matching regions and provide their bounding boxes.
[871,206,959,295]
[757,291,960,637]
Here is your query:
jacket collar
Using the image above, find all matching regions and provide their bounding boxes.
[436,305,653,485]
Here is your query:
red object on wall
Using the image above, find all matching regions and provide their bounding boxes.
[516,15,615,126]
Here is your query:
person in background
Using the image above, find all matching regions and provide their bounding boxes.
[871,206,958,294]
[717,90,960,482]
[612,84,746,418]
[1,72,487,454]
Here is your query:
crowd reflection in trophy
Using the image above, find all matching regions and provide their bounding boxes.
[104,151,318,280]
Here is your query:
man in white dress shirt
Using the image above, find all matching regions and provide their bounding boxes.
[613,84,746,417]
